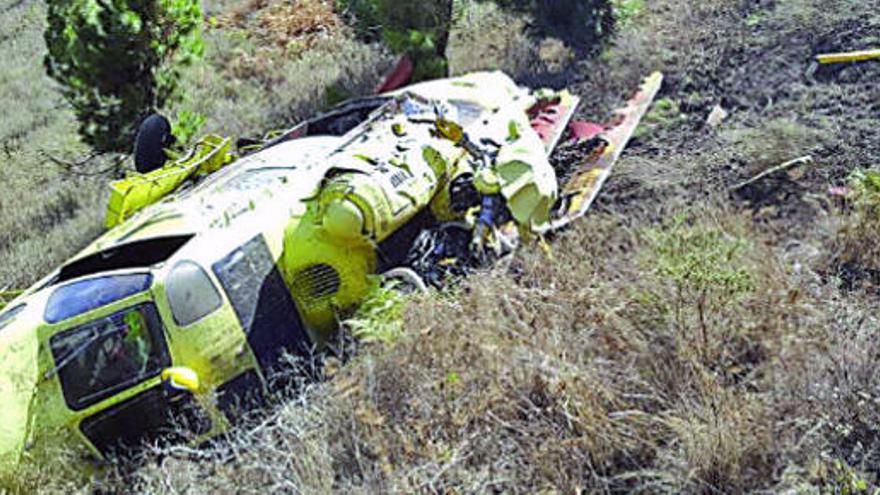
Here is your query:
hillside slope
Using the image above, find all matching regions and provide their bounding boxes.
[0,0,390,300]
[0,0,104,292]
[4,0,880,493]
[123,1,880,493]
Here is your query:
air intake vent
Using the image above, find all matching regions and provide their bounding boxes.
[292,264,341,302]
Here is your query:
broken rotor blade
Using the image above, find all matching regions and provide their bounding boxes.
[541,71,664,233]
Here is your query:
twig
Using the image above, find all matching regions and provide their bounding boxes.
[730,155,813,191]
[41,151,126,177]
[42,151,98,169]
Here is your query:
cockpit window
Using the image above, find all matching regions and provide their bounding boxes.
[44,274,152,324]
[166,261,222,327]
[0,304,25,332]
[49,303,170,411]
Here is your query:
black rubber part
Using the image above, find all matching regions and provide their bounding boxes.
[134,114,174,173]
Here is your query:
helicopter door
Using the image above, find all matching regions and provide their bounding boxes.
[49,303,210,459]
[212,235,313,381]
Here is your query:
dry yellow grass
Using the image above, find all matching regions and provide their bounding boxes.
[220,0,341,53]
[5,0,880,492]
[119,207,878,493]
[258,0,339,50]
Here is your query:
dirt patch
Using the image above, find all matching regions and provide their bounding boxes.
[566,0,879,241]
[218,0,341,54]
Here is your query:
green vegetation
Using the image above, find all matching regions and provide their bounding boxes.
[647,215,753,361]
[613,0,645,26]
[633,96,685,138]
[344,280,407,344]
[492,0,615,49]
[170,110,207,147]
[44,0,204,152]
[338,0,453,80]
[650,216,752,299]
[3,0,880,492]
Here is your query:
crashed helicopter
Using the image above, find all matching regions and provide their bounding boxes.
[0,70,662,476]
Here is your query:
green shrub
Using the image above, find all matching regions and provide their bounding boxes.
[171,110,206,147]
[650,216,752,298]
[491,0,616,50]
[44,0,204,153]
[613,0,645,27]
[344,279,407,344]
[337,0,453,80]
[647,215,753,360]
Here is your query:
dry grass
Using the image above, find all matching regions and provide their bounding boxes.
[220,0,341,54]
[0,0,390,292]
[0,0,108,290]
[171,0,392,140]
[5,0,880,492]
[115,206,879,493]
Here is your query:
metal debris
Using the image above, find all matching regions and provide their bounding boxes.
[706,104,729,128]
[731,155,814,191]
[816,49,880,65]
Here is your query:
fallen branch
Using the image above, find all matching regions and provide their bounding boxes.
[731,155,813,191]
[42,151,98,169]
[41,151,125,177]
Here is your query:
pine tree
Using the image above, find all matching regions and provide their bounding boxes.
[44,0,203,153]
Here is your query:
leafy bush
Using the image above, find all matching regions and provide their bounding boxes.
[171,110,206,147]
[649,216,752,298]
[344,280,407,343]
[337,0,453,80]
[832,167,880,283]
[613,0,645,27]
[491,0,615,50]
[44,0,204,153]
[646,215,753,362]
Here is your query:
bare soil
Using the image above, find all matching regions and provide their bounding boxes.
[560,0,880,239]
